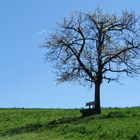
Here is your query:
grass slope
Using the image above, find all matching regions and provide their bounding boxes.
[0,107,140,140]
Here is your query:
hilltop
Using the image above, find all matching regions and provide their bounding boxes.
[0,107,140,140]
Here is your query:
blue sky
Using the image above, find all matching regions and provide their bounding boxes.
[0,0,140,108]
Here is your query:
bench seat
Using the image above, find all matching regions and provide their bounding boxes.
[80,101,96,117]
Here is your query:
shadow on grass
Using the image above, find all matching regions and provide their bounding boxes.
[103,111,125,119]
[0,116,82,137]
[0,110,137,137]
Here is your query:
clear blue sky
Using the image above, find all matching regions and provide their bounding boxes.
[0,0,140,108]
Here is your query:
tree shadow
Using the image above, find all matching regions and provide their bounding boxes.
[0,116,82,137]
[1,110,138,137]
[103,111,125,119]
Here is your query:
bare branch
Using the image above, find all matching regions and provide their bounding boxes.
[43,9,140,87]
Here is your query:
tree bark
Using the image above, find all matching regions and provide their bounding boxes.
[94,83,101,114]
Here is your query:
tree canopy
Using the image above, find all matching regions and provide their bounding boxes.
[43,9,140,113]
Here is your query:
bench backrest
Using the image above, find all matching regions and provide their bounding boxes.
[86,101,96,107]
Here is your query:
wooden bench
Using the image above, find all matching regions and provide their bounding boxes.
[86,101,96,109]
[80,101,96,117]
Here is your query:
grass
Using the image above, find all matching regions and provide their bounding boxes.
[0,107,140,140]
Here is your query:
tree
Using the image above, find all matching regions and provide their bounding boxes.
[43,9,140,114]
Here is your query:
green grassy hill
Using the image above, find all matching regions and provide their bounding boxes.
[0,107,140,140]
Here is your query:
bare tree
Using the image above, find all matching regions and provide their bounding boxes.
[43,9,140,114]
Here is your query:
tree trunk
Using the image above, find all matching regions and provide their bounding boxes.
[94,83,101,114]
